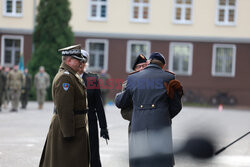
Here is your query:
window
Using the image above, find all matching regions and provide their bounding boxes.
[3,0,23,17]
[212,44,236,77]
[126,40,150,72]
[88,0,107,21]
[1,35,24,67]
[131,0,150,23]
[169,43,193,75]
[173,0,193,24]
[216,0,237,25]
[85,39,109,71]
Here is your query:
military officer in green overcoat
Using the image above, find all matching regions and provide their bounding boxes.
[39,44,89,167]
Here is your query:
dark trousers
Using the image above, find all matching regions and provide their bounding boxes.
[89,118,101,167]
[0,91,3,109]
[20,91,29,108]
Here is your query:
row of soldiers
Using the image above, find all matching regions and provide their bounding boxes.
[0,65,50,112]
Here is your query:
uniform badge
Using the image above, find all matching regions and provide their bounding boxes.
[64,71,69,74]
[62,83,70,91]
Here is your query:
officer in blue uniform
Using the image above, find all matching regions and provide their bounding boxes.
[78,49,109,167]
[115,52,183,167]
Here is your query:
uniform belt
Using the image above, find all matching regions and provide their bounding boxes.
[54,108,88,115]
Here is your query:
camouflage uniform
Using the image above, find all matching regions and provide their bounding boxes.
[34,71,50,109]
[7,69,24,111]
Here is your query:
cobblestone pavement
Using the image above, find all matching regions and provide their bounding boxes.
[0,101,250,167]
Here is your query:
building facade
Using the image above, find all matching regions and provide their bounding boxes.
[1,0,250,106]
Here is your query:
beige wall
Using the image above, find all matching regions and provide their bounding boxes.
[0,0,35,30]
[1,0,249,38]
[71,0,250,38]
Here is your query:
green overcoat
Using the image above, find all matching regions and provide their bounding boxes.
[39,63,89,167]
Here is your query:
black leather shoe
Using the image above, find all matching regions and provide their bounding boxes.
[10,109,18,112]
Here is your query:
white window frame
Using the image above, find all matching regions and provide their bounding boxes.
[130,0,150,23]
[1,35,24,67]
[88,0,107,21]
[173,0,193,24]
[212,44,236,77]
[3,0,23,17]
[215,0,237,26]
[85,39,109,71]
[126,40,151,73]
[169,42,193,76]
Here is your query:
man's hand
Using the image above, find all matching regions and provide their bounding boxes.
[100,128,110,140]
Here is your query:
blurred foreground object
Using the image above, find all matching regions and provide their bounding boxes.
[179,136,215,159]
[215,131,250,155]
[130,135,216,166]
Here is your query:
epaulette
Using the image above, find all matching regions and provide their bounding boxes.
[75,73,83,82]
[87,72,98,77]
[128,70,140,75]
[164,69,175,76]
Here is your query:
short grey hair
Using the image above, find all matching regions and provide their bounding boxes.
[150,59,164,68]
[62,56,71,62]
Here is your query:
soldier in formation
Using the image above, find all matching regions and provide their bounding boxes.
[20,68,32,109]
[7,65,25,112]
[0,65,7,112]
[98,69,111,105]
[3,67,10,109]
[34,66,50,109]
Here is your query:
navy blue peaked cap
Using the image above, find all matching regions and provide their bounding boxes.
[149,52,166,64]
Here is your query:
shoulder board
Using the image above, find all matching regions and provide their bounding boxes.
[164,69,175,76]
[128,70,140,75]
[64,71,70,74]
[87,72,98,77]
[75,73,83,82]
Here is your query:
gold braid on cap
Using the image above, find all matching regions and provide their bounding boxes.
[139,54,145,59]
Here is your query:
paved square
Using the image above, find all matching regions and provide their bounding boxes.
[0,102,250,167]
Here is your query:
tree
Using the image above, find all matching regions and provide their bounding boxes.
[28,0,74,100]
